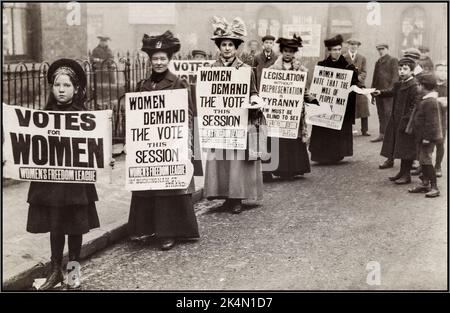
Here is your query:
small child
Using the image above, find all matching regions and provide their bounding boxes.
[373,57,420,185]
[434,62,447,177]
[408,73,443,197]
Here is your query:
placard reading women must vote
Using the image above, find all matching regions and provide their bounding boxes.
[196,67,250,150]
[305,65,354,130]
[125,89,193,191]
[3,104,112,183]
[259,69,307,138]
[168,60,215,84]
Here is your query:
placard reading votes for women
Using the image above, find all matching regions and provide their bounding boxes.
[125,89,193,191]
[2,104,112,183]
[168,60,215,84]
[259,69,307,138]
[196,67,251,150]
[305,65,354,130]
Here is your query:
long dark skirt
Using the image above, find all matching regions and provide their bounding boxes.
[264,137,311,176]
[128,194,199,239]
[309,119,353,163]
[27,203,99,235]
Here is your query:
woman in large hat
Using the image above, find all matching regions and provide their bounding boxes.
[262,34,317,180]
[127,31,199,251]
[26,58,108,290]
[308,34,359,164]
[203,16,263,214]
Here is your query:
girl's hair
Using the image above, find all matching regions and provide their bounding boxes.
[214,38,242,49]
[44,73,87,111]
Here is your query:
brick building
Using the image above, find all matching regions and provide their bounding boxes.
[2,2,448,84]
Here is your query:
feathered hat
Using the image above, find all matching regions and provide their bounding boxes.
[141,30,181,56]
[210,16,247,43]
[276,34,303,51]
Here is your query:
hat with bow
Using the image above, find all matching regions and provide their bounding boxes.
[210,16,247,44]
[141,30,181,56]
[276,34,303,51]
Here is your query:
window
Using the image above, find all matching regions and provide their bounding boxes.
[328,6,353,42]
[3,3,41,62]
[400,6,426,49]
[257,5,281,37]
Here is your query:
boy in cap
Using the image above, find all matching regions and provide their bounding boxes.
[192,49,207,60]
[407,73,443,197]
[372,57,421,185]
[403,47,423,75]
[253,35,278,89]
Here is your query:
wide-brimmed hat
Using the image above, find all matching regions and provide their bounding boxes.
[324,34,344,48]
[210,16,247,43]
[47,58,86,89]
[346,38,361,46]
[141,30,181,56]
[276,34,303,50]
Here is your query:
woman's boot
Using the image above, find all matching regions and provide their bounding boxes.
[425,167,440,198]
[40,259,64,290]
[395,160,412,185]
[389,160,404,181]
[409,165,431,193]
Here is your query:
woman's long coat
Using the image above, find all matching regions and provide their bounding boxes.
[308,55,358,163]
[379,77,420,160]
[203,57,263,201]
[262,56,311,176]
[128,70,199,238]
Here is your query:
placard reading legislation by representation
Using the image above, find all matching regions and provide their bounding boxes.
[260,68,307,138]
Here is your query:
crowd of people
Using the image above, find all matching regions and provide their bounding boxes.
[17,16,447,290]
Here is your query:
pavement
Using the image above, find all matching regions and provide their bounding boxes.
[2,153,205,290]
[2,108,448,290]
[77,111,447,290]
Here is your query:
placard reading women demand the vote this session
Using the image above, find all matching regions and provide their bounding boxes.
[196,67,251,150]
[259,68,307,139]
[3,104,113,183]
[125,89,193,191]
[305,65,354,130]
